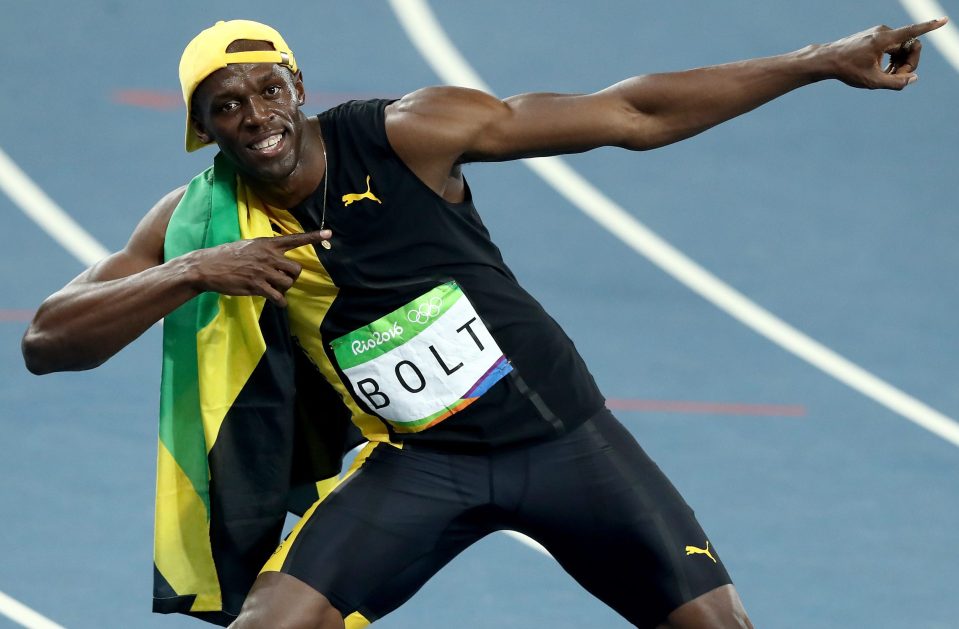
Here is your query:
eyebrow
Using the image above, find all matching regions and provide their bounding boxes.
[205,67,292,106]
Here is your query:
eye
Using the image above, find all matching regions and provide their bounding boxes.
[219,101,239,113]
[265,85,282,97]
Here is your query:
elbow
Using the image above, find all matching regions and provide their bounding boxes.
[21,327,101,375]
[616,111,665,152]
[620,138,658,152]
[617,134,661,153]
[21,301,64,374]
[21,330,53,374]
[620,130,692,152]
[617,108,700,152]
[619,117,677,151]
[21,327,65,375]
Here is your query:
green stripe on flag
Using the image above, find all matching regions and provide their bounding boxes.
[158,155,239,517]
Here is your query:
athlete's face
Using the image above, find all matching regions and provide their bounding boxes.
[191,56,307,183]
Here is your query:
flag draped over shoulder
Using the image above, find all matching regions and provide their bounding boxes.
[153,154,358,626]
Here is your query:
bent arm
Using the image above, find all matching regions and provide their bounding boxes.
[22,188,333,374]
[22,187,196,374]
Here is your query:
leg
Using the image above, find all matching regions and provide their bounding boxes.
[240,442,491,626]
[509,410,750,628]
[658,584,753,629]
[230,572,344,629]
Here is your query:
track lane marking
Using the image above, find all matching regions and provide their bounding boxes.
[0,591,65,629]
[502,531,550,555]
[0,147,108,267]
[387,0,959,452]
[899,0,959,73]
[0,152,91,629]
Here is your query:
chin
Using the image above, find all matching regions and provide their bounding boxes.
[255,159,299,183]
[230,150,299,184]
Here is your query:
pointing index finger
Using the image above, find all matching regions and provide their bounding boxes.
[273,229,333,251]
[886,16,948,46]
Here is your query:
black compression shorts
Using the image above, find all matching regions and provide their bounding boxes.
[262,409,732,628]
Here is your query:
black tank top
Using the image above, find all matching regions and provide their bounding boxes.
[289,99,605,450]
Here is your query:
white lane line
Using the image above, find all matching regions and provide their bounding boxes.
[899,0,959,73]
[0,149,93,629]
[0,591,65,629]
[388,0,959,450]
[502,531,551,556]
[0,147,109,266]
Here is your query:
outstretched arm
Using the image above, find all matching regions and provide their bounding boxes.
[22,189,332,374]
[386,18,946,190]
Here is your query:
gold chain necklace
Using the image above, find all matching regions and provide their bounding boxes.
[317,131,332,250]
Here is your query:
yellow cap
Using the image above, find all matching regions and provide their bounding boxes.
[179,20,298,152]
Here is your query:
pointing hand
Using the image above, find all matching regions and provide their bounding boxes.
[185,229,332,307]
[824,17,947,90]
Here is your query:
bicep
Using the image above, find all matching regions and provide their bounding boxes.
[386,86,644,167]
[466,89,642,161]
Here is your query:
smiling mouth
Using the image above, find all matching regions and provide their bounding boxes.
[249,131,286,153]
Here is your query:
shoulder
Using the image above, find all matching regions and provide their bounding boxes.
[138,185,188,241]
[123,185,188,260]
[385,87,506,166]
[386,86,504,126]
[154,185,189,219]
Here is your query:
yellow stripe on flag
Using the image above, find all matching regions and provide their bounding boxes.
[154,439,222,609]
[194,179,277,453]
[196,294,266,453]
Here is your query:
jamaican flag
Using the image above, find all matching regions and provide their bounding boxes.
[152,154,358,625]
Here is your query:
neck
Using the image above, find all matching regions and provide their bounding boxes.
[246,115,326,208]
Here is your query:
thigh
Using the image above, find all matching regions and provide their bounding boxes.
[516,411,733,628]
[263,442,492,623]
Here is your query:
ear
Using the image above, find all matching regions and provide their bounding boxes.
[293,70,306,106]
[190,115,211,145]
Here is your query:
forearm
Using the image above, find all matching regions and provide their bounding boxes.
[613,45,831,150]
[22,258,199,374]
[21,227,324,374]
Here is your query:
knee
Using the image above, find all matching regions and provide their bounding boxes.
[230,572,345,629]
[231,605,342,629]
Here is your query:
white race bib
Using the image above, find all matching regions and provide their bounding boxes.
[330,282,512,432]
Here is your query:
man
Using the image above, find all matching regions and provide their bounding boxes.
[22,16,945,629]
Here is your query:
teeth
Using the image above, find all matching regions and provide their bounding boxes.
[252,133,282,150]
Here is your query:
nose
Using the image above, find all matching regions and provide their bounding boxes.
[243,96,274,127]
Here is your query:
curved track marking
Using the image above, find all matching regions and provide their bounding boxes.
[502,531,550,555]
[0,591,65,629]
[899,0,959,73]
[387,0,959,451]
[0,147,108,266]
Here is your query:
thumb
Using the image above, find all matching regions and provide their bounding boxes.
[879,72,918,90]
[899,73,919,88]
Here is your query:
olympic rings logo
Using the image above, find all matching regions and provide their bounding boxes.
[407,297,443,324]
